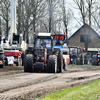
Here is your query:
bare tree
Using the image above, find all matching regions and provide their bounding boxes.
[0,18,1,44]
[59,0,72,44]
[73,0,95,52]
[17,0,22,34]
[0,0,10,39]
[91,1,100,30]
[17,0,47,43]
[31,0,47,32]
[45,0,60,33]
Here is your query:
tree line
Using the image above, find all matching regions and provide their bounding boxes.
[0,0,100,51]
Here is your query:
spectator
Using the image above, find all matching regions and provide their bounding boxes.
[72,52,77,65]
[21,51,25,66]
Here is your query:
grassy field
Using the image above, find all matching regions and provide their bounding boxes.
[68,63,100,69]
[35,79,100,100]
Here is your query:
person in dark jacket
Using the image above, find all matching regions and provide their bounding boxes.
[21,51,25,66]
[42,40,46,48]
[72,52,77,65]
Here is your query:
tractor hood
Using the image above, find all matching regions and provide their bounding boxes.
[54,45,62,50]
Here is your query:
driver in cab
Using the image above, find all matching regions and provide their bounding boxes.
[42,40,46,48]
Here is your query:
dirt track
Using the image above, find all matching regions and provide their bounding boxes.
[0,66,100,100]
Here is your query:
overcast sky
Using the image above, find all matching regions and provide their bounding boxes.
[65,0,81,37]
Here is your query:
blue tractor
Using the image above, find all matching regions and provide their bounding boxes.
[52,34,70,71]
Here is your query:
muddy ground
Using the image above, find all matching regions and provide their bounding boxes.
[0,65,100,100]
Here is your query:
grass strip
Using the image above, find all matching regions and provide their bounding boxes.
[35,79,100,100]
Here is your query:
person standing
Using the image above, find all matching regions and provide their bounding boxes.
[72,52,77,65]
[21,51,25,66]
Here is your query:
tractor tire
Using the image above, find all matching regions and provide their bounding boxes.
[84,54,90,65]
[24,54,34,72]
[92,60,94,65]
[77,57,80,65]
[84,55,87,64]
[92,55,97,65]
[54,51,59,72]
[79,54,82,65]
[79,54,84,65]
[0,53,4,60]
[92,55,95,65]
[76,57,80,65]
[48,55,57,73]
[58,51,63,73]
[87,55,90,64]
[94,55,97,65]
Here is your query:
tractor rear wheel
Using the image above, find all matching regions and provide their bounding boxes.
[92,55,97,65]
[84,55,87,64]
[76,57,80,65]
[58,51,63,73]
[79,54,84,65]
[92,55,95,65]
[48,55,57,73]
[24,54,34,72]
[87,55,90,64]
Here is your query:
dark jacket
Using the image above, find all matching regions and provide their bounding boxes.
[72,54,77,58]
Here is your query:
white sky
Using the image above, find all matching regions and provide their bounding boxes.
[65,0,81,37]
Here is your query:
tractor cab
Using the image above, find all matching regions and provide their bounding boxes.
[33,33,53,58]
[34,38,52,50]
[34,33,53,49]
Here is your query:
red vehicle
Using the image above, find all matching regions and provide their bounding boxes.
[3,0,22,66]
[3,34,22,66]
[4,49,22,66]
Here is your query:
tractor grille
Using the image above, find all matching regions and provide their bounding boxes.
[37,52,44,58]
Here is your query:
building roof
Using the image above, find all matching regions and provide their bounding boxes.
[88,48,99,51]
[68,23,100,40]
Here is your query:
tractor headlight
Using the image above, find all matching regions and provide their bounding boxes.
[42,57,44,59]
